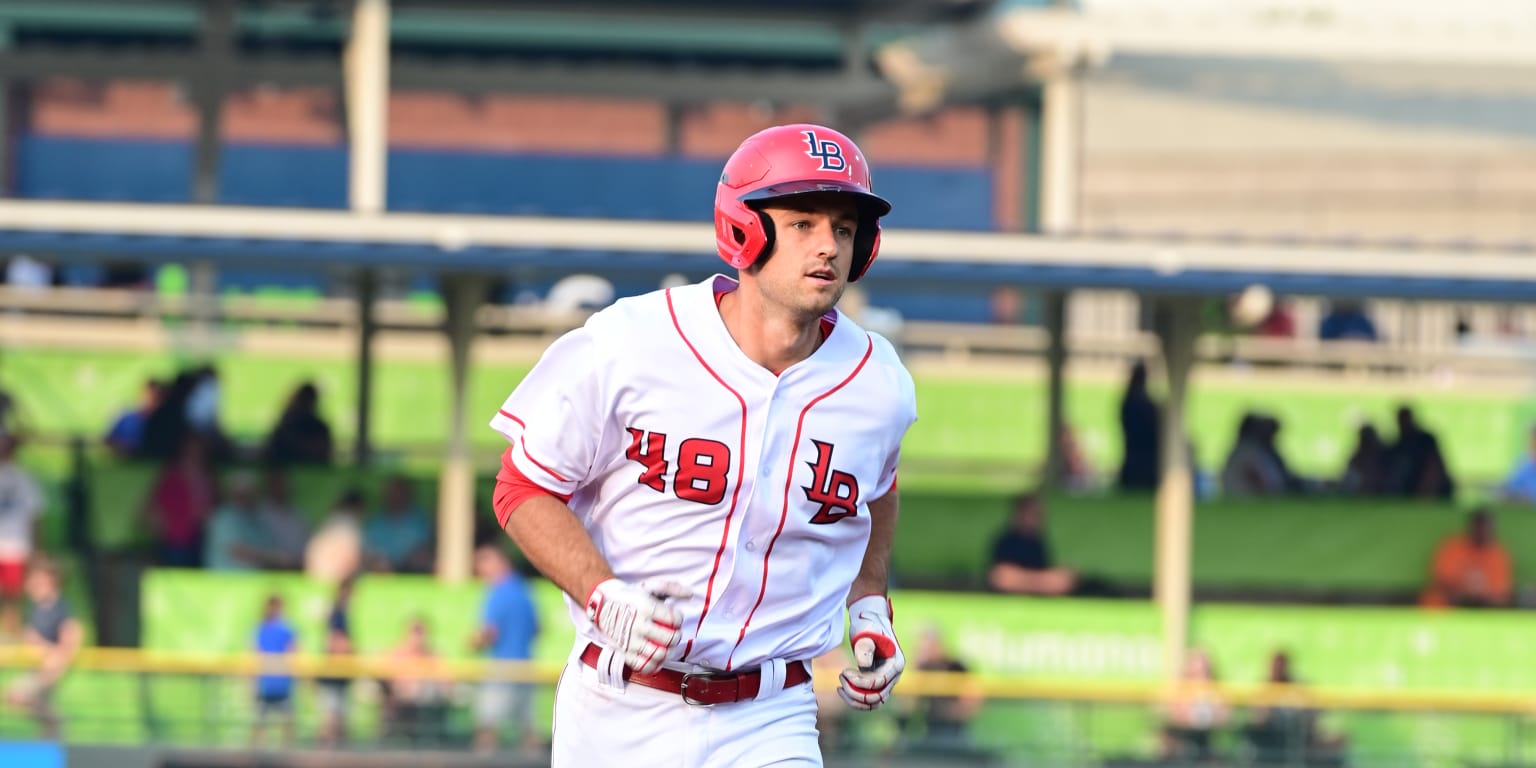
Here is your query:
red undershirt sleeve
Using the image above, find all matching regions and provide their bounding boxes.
[493,446,573,529]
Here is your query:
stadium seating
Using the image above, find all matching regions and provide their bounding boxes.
[77,456,1488,602]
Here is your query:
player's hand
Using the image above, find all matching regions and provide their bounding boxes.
[838,595,904,710]
[585,578,692,675]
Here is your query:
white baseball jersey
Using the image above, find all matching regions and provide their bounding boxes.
[491,274,917,673]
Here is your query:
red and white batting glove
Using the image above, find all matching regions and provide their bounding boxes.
[585,578,692,675]
[838,594,904,710]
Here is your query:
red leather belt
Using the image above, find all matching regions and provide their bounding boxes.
[579,643,811,705]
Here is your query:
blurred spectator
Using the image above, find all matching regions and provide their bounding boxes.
[1261,416,1307,493]
[900,625,983,753]
[1340,423,1388,496]
[988,285,1024,324]
[3,558,82,741]
[544,274,615,313]
[1242,650,1347,767]
[1117,361,1161,492]
[316,575,355,749]
[139,371,197,462]
[185,364,234,461]
[142,434,215,568]
[305,488,371,584]
[185,365,220,435]
[256,470,309,571]
[204,472,284,571]
[469,542,540,755]
[4,254,53,291]
[1500,424,1536,505]
[103,379,163,458]
[383,615,452,747]
[1384,406,1454,499]
[251,594,296,749]
[1420,508,1511,609]
[988,494,1077,597]
[1255,299,1297,338]
[1318,300,1378,342]
[262,382,335,467]
[1161,648,1227,763]
[0,389,15,438]
[837,285,904,341]
[364,475,434,573]
[1054,423,1096,492]
[1188,438,1218,501]
[1222,413,1289,497]
[0,434,43,638]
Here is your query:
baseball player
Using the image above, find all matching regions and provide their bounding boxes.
[490,123,918,766]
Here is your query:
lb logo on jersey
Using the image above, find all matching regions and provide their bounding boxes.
[802,130,847,172]
[803,440,859,524]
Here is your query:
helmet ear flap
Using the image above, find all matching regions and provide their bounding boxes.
[715,199,770,269]
[849,215,881,282]
[750,209,777,270]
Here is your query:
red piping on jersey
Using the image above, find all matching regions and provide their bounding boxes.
[498,410,570,483]
[724,333,875,671]
[666,288,750,663]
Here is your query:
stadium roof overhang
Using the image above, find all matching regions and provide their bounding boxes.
[878,0,1536,111]
[3,200,1535,303]
[0,0,1010,122]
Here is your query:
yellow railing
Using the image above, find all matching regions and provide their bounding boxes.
[4,646,1535,717]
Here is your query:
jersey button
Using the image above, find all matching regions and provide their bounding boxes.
[745,540,757,552]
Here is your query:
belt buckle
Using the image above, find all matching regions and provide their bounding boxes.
[679,673,717,706]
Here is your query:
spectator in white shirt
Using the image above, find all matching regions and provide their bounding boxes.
[0,434,43,639]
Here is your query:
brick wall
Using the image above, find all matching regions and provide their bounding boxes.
[31,79,1009,159]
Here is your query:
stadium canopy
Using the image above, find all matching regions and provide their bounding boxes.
[4,200,1536,303]
[0,0,1006,138]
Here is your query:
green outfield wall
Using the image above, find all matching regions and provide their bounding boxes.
[124,571,1536,765]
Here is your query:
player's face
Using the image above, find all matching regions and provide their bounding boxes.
[751,195,859,319]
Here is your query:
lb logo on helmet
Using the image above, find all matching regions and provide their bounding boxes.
[803,130,847,172]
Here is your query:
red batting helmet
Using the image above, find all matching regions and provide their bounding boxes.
[714,124,892,282]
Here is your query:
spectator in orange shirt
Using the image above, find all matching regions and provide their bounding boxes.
[1421,508,1512,609]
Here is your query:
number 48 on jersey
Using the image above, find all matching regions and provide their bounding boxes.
[625,427,860,524]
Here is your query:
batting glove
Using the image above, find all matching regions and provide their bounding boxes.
[838,594,904,710]
[585,578,692,675]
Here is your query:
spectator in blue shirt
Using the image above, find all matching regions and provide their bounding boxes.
[1319,300,1379,342]
[1503,426,1536,504]
[104,379,162,458]
[251,594,296,749]
[469,542,539,755]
